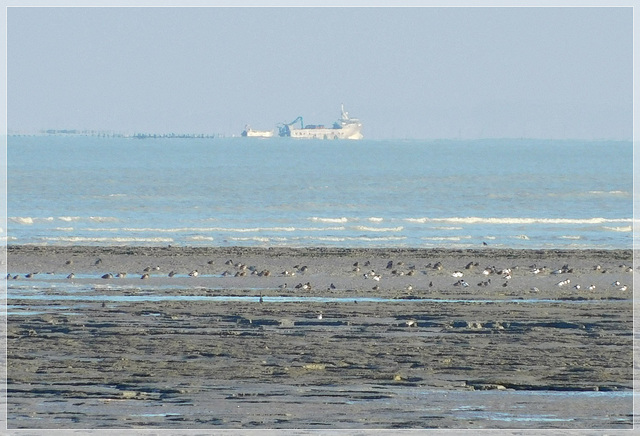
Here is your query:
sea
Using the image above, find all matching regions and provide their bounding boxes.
[6,135,634,249]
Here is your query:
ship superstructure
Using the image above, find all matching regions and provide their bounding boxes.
[277,105,363,140]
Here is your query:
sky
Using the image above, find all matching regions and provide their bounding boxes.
[6,5,634,140]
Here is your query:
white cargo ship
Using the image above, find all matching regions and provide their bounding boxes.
[277,105,363,140]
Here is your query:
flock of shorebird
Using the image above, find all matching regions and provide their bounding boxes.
[7,257,634,294]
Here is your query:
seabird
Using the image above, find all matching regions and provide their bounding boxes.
[168,271,176,277]
[141,273,149,279]
[66,273,75,279]
[101,273,113,279]
[452,271,463,277]
[189,270,199,277]
[116,272,127,278]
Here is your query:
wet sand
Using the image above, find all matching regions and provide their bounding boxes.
[5,245,635,431]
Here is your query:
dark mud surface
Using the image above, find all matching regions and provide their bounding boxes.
[5,246,635,430]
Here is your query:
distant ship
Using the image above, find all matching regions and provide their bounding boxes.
[277,105,363,140]
[241,125,275,138]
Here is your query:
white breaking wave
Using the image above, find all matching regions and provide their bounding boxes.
[405,217,631,225]
[368,217,384,222]
[559,235,582,240]
[58,216,81,222]
[421,236,472,241]
[38,236,174,243]
[186,236,215,241]
[89,216,118,222]
[229,237,272,243]
[9,216,57,224]
[58,216,117,223]
[309,217,349,223]
[352,226,403,232]
[297,227,346,232]
[120,226,297,233]
[10,217,34,225]
[588,190,630,195]
[603,226,632,232]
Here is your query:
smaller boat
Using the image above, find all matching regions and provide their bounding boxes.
[241,125,275,138]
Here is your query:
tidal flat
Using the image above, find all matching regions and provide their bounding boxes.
[5,245,635,430]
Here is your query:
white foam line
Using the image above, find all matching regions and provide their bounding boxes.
[405,217,632,225]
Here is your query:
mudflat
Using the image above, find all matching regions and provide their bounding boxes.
[5,245,635,430]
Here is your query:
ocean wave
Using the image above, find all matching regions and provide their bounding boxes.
[38,236,174,243]
[186,236,214,241]
[90,216,118,222]
[588,190,630,195]
[228,237,272,243]
[309,217,349,223]
[9,216,58,224]
[99,226,350,233]
[351,226,403,232]
[119,226,297,233]
[58,216,118,223]
[297,236,407,242]
[559,235,582,240]
[405,217,631,225]
[297,227,346,232]
[9,217,34,225]
[58,216,82,222]
[368,217,384,222]
[54,227,74,232]
[421,236,472,241]
[603,226,632,232]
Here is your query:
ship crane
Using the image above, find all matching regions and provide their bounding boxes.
[277,116,304,137]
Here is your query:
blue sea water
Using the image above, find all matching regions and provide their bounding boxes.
[6,136,633,249]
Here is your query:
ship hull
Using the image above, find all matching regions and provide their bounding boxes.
[242,129,274,138]
[288,124,363,140]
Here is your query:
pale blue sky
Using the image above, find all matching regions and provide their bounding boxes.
[7,6,633,140]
